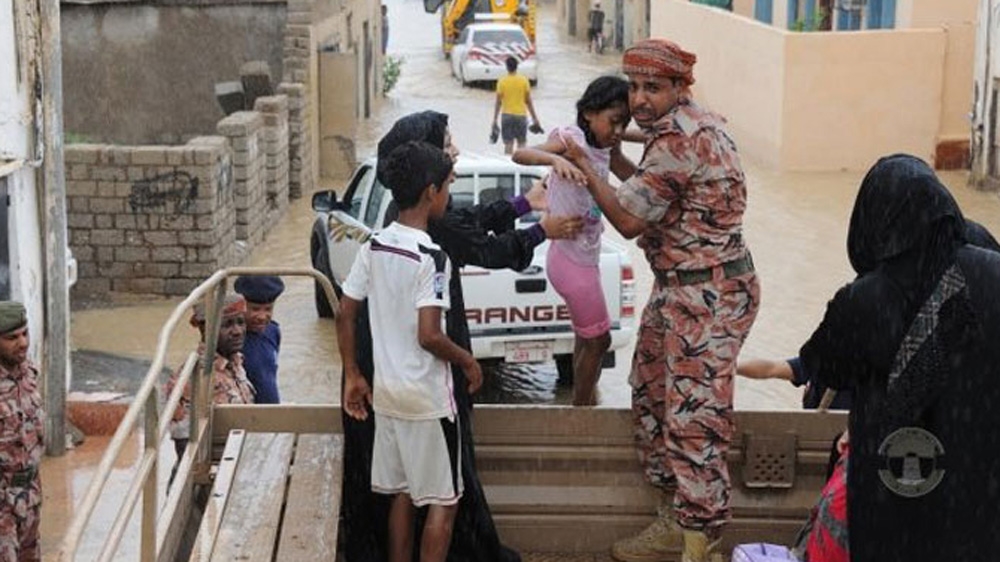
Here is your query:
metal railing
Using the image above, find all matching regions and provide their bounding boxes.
[50,267,339,562]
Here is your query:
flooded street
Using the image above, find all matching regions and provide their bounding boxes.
[70,0,1000,413]
[48,0,1000,556]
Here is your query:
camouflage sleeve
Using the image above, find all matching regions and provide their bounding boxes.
[617,136,699,222]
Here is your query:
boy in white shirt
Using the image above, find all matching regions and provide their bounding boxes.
[337,140,483,562]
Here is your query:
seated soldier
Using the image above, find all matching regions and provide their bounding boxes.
[165,294,255,463]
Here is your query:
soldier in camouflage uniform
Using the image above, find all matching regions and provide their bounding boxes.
[165,294,255,462]
[562,39,760,562]
[0,301,43,562]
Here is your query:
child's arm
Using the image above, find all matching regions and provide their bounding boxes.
[736,358,794,381]
[418,307,483,393]
[609,143,638,182]
[512,136,587,185]
[336,296,372,420]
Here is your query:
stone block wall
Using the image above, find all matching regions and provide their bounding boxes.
[217,112,267,251]
[65,140,236,298]
[254,95,290,233]
[278,82,314,199]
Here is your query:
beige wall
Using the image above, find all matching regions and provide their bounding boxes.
[653,1,786,167]
[781,29,946,170]
[650,0,968,171]
[733,0,753,19]
[939,22,976,143]
[897,0,976,28]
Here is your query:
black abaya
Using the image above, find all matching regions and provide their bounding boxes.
[800,155,1000,562]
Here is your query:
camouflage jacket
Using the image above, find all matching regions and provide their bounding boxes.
[618,96,750,272]
[0,362,44,475]
[166,351,255,440]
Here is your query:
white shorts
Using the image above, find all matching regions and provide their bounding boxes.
[372,414,464,506]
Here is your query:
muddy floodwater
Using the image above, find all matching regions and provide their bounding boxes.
[71,0,1000,413]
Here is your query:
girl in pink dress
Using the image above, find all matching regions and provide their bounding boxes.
[512,76,630,405]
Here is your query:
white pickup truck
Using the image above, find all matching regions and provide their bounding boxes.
[310,153,636,380]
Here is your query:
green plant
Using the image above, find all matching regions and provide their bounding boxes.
[382,55,404,95]
[792,7,828,32]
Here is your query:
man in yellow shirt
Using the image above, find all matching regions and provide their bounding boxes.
[492,57,543,154]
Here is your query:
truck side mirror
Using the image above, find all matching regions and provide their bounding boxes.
[312,191,337,212]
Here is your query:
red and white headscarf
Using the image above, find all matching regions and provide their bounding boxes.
[622,38,697,86]
[190,294,246,327]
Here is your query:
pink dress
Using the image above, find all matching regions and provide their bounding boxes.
[547,125,610,267]
[545,125,612,338]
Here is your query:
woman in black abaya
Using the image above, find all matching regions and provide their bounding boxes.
[340,110,579,562]
[800,154,1000,562]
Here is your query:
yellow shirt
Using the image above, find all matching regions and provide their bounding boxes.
[496,74,530,116]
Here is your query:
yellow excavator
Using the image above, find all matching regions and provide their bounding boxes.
[425,0,537,57]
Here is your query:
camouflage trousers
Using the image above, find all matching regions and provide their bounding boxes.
[0,476,41,562]
[630,270,760,531]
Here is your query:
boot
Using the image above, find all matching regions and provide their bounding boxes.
[610,506,683,562]
[680,529,722,562]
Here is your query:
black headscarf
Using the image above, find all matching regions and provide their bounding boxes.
[965,219,1000,252]
[376,110,448,181]
[847,154,966,277]
[846,155,975,428]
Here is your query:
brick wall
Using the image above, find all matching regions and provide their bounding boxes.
[278,82,314,199]
[254,95,290,232]
[217,111,266,252]
[65,139,236,298]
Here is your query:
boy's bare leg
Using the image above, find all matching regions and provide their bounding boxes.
[420,503,458,562]
[504,141,514,155]
[388,493,416,562]
[572,332,611,406]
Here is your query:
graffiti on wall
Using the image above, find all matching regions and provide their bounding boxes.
[129,171,199,214]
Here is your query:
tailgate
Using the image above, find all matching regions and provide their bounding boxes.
[462,241,571,338]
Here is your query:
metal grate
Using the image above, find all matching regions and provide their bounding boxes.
[741,431,797,489]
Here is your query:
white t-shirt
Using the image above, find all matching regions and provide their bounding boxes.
[342,222,455,420]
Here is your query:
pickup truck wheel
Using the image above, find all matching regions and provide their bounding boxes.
[555,354,573,386]
[311,231,340,318]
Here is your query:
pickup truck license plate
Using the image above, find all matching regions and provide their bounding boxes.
[504,341,553,363]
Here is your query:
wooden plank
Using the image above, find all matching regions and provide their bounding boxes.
[212,405,341,443]
[209,432,295,561]
[275,434,344,561]
[188,430,246,562]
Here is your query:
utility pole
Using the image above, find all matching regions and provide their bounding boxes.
[38,0,69,456]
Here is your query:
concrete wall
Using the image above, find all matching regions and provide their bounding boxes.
[66,141,238,298]
[217,112,267,249]
[733,0,753,18]
[938,22,976,145]
[61,2,287,145]
[660,3,786,168]
[781,29,946,170]
[651,0,969,171]
[255,95,291,232]
[65,93,299,297]
[897,0,977,28]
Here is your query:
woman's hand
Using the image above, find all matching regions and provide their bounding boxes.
[540,214,584,240]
